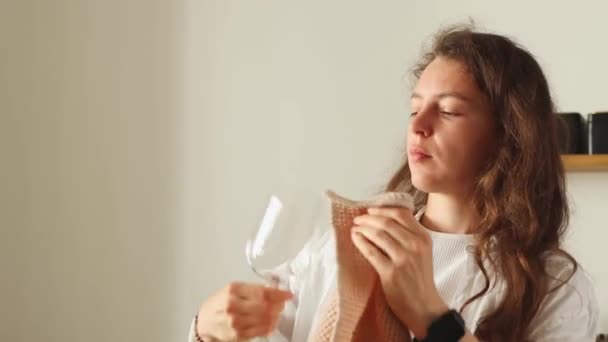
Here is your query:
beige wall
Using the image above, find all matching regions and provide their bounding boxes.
[1,1,182,341]
[2,1,607,341]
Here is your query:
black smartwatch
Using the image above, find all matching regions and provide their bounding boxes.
[413,309,466,342]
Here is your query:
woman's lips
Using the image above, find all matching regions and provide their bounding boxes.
[409,148,432,162]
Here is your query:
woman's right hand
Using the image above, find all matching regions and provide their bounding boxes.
[195,282,294,342]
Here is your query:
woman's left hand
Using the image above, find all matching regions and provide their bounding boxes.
[351,207,449,339]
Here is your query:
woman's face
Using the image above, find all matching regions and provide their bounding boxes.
[407,57,496,195]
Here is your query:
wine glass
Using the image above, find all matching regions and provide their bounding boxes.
[245,187,329,340]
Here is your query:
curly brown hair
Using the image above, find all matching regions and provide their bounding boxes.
[386,25,577,341]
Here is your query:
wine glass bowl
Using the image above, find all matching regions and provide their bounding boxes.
[245,188,328,289]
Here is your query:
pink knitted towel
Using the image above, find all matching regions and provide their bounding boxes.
[308,190,415,342]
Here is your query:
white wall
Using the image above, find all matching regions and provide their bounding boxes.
[2,1,607,342]
[177,0,608,337]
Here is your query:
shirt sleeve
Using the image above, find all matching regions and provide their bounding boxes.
[272,233,325,341]
[527,258,600,341]
[187,317,198,342]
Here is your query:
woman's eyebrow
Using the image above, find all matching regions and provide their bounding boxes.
[410,92,473,103]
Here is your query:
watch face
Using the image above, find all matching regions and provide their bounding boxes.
[427,309,466,341]
[450,309,465,327]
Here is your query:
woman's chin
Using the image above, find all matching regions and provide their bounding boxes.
[411,174,442,193]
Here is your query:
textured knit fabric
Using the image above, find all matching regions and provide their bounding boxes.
[307,190,414,342]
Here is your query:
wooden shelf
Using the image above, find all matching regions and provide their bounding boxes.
[562,154,608,171]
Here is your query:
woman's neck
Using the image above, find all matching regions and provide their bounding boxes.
[421,193,480,235]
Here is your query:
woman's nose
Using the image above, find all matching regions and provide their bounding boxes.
[410,109,434,137]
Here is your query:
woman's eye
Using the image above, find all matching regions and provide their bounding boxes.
[440,110,460,116]
[410,112,418,117]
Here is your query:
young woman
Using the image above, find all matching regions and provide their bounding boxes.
[190,26,599,342]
